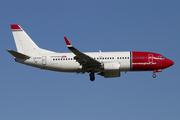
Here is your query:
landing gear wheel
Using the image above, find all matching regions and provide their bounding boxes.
[89,71,95,81]
[152,74,156,78]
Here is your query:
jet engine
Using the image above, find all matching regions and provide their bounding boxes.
[103,61,120,71]
[98,62,121,78]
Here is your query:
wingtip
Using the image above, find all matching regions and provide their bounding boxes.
[64,36,72,46]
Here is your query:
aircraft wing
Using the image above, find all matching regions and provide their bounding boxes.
[64,37,101,67]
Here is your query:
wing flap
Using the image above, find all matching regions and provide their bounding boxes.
[74,56,87,65]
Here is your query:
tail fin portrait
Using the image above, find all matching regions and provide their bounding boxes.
[11,24,40,56]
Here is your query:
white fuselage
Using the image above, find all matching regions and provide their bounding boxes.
[16,51,131,73]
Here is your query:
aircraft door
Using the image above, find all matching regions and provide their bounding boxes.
[148,54,153,63]
[42,56,46,65]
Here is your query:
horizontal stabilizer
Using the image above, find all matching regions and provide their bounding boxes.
[7,50,30,59]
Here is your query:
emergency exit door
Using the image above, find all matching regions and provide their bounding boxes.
[148,54,153,63]
[42,56,46,65]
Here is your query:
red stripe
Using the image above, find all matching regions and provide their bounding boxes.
[11,24,21,30]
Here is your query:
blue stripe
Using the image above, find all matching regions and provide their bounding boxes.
[12,30,23,31]
[130,51,132,71]
[68,47,75,50]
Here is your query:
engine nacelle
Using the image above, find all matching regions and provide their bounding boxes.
[98,71,120,78]
[103,61,120,71]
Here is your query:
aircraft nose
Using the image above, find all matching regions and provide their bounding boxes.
[161,58,174,69]
[167,59,174,67]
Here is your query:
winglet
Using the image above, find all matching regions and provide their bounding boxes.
[64,37,73,47]
[11,24,22,30]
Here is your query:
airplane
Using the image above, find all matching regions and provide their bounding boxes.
[7,24,174,81]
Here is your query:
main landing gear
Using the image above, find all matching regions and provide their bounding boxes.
[89,70,95,81]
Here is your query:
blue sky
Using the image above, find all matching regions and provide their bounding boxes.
[1,0,180,120]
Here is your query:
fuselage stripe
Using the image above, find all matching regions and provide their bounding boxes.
[130,51,132,71]
[12,30,23,31]
[68,47,76,50]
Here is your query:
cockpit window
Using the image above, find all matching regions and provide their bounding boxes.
[158,56,165,59]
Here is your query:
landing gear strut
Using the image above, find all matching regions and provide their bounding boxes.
[89,70,95,81]
[152,69,162,78]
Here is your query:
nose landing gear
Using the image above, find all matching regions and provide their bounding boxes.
[152,69,162,78]
[89,70,95,81]
[152,73,156,78]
